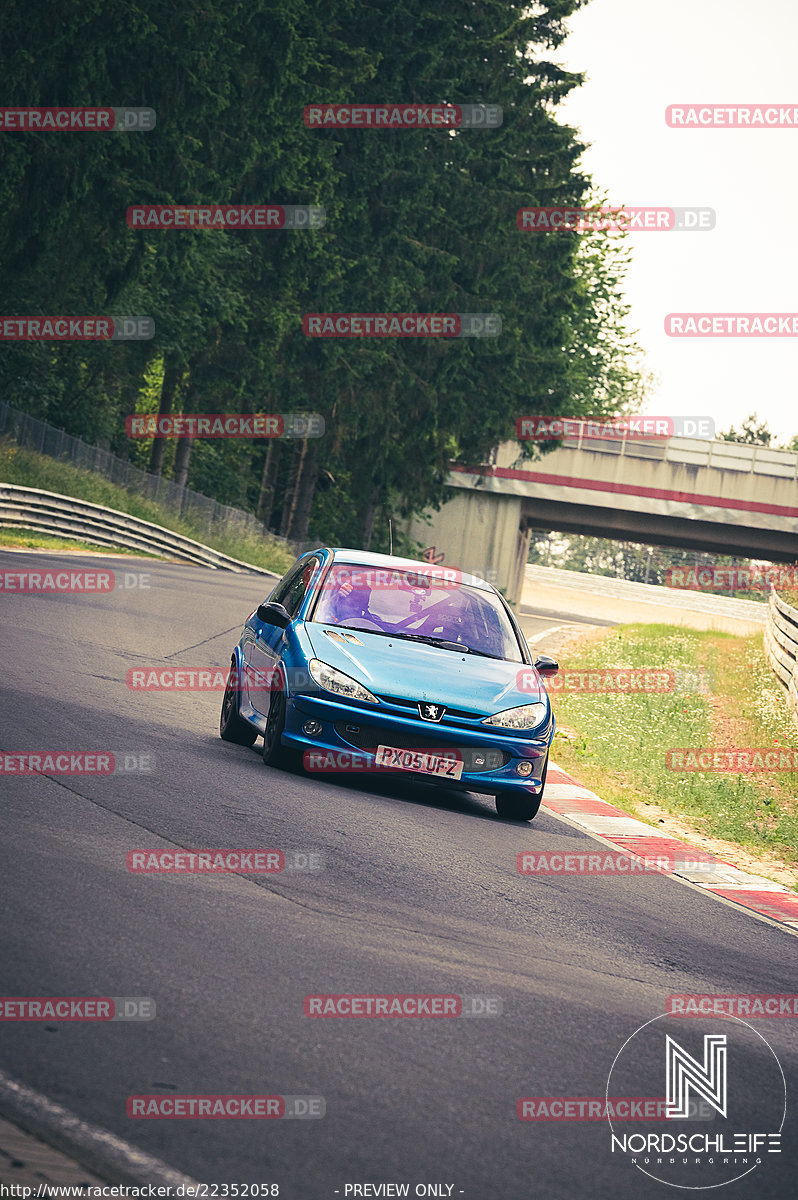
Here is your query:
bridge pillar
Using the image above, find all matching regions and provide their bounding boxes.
[405,490,527,605]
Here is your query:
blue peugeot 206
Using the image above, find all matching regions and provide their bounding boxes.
[219,548,559,820]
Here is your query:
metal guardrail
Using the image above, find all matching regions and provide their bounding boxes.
[555,431,798,478]
[0,399,300,552]
[0,483,281,577]
[502,429,798,479]
[764,588,798,727]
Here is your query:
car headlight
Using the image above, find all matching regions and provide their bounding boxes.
[482,703,548,730]
[308,659,379,704]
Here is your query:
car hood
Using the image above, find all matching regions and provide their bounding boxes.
[304,624,545,713]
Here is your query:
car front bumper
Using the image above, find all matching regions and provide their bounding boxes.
[282,692,553,795]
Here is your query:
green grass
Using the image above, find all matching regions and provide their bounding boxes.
[0,526,161,556]
[550,623,798,876]
[0,439,296,575]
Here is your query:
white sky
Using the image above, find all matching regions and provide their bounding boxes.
[555,0,798,445]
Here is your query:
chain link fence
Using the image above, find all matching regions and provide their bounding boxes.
[0,401,303,555]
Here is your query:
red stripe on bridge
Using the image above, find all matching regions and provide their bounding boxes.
[451,464,798,520]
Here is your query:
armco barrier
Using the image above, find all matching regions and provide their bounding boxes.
[0,484,281,576]
[764,587,798,728]
[0,399,302,555]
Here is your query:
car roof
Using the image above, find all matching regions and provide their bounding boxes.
[306,547,494,592]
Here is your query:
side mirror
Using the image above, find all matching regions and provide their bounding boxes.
[533,654,559,677]
[257,601,291,629]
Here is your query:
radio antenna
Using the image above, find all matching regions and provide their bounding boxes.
[388,518,393,555]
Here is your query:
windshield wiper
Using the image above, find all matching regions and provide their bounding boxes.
[396,633,508,658]
[334,624,510,659]
[335,626,458,648]
[397,633,465,651]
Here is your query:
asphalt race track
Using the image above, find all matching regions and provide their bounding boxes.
[1,551,797,1199]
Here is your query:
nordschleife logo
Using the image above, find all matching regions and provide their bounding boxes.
[606,1014,785,1189]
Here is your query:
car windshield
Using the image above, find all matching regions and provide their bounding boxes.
[310,562,523,662]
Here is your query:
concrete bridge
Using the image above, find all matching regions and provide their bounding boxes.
[406,431,798,606]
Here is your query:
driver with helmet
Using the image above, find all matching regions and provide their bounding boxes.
[317,569,376,626]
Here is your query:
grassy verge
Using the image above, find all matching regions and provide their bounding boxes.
[0,439,296,575]
[549,623,798,878]
[0,526,162,556]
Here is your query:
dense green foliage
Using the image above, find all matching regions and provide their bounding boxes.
[0,0,646,547]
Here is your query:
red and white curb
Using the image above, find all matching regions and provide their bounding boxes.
[543,763,798,934]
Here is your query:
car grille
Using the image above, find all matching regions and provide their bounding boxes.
[377,695,482,721]
[333,722,509,773]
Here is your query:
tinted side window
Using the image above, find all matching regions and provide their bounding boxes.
[268,562,305,608]
[282,556,321,617]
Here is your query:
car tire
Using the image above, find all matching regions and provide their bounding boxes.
[494,756,547,821]
[262,690,294,768]
[219,661,258,746]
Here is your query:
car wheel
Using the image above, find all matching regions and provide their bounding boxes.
[219,661,257,746]
[494,756,547,822]
[262,690,293,768]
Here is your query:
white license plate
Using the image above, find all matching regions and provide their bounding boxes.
[375,744,463,780]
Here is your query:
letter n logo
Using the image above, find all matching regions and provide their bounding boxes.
[666,1034,727,1118]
